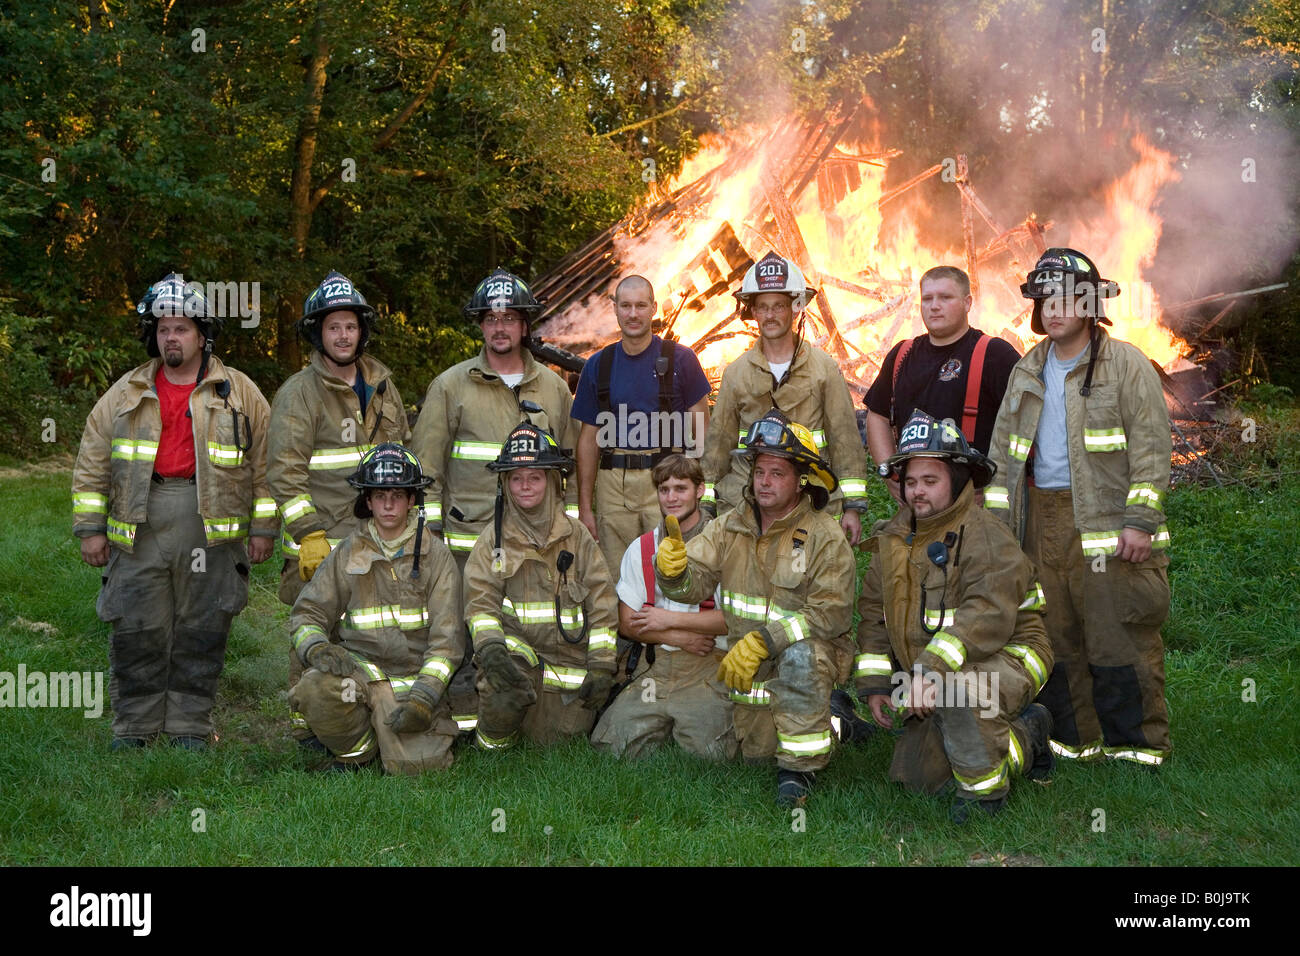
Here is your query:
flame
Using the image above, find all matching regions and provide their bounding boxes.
[547,120,1186,380]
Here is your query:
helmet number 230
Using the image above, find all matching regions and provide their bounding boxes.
[899,422,930,445]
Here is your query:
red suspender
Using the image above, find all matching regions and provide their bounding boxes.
[961,332,990,444]
[639,531,656,607]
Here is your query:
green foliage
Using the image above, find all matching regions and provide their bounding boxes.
[0,301,95,460]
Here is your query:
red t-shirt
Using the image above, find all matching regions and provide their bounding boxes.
[154,367,197,478]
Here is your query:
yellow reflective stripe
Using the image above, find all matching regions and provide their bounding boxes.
[290,711,309,730]
[984,486,1009,509]
[206,442,244,466]
[503,635,539,668]
[279,529,341,557]
[204,517,248,541]
[106,518,138,547]
[1102,746,1167,766]
[451,440,502,461]
[564,504,579,519]
[954,760,1008,794]
[542,662,587,691]
[346,605,429,630]
[722,590,767,620]
[767,606,807,645]
[923,608,956,629]
[110,439,159,461]
[1125,482,1163,509]
[281,494,316,522]
[839,478,867,499]
[1080,531,1120,556]
[1050,738,1104,760]
[453,715,478,731]
[350,655,385,682]
[1083,428,1127,451]
[309,447,365,469]
[339,729,377,759]
[292,624,327,650]
[1003,643,1047,693]
[1152,524,1171,550]
[445,531,479,552]
[587,627,616,652]
[468,614,501,638]
[1008,434,1032,462]
[419,658,454,683]
[1008,730,1025,773]
[701,483,716,506]
[924,632,965,670]
[389,677,415,694]
[776,730,832,756]
[475,727,517,750]
[422,500,442,523]
[253,497,278,519]
[73,492,108,514]
[853,653,892,677]
[730,680,770,706]
[1018,583,1046,611]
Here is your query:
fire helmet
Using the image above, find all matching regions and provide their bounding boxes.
[464,268,543,327]
[734,252,817,313]
[1021,248,1118,334]
[348,443,432,519]
[733,408,837,509]
[882,408,995,491]
[136,272,222,358]
[299,271,376,358]
[487,421,574,475]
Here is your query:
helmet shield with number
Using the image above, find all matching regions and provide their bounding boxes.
[884,409,995,490]
[464,268,543,330]
[300,271,376,357]
[733,252,817,313]
[487,421,574,475]
[348,443,432,518]
[1021,248,1118,334]
[136,272,222,358]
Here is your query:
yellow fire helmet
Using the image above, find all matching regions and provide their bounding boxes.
[733,408,837,508]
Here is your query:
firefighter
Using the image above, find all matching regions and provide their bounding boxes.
[656,409,857,806]
[288,443,461,774]
[856,410,1055,822]
[590,453,734,760]
[862,265,1021,504]
[73,273,276,750]
[986,248,1173,767]
[410,268,578,735]
[702,252,869,545]
[572,274,712,581]
[463,421,618,749]
[269,271,411,748]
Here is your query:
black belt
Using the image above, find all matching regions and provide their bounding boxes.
[152,472,196,484]
[599,452,666,470]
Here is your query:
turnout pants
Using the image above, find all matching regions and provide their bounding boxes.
[591,647,737,760]
[475,659,596,749]
[594,465,659,582]
[289,668,458,774]
[889,651,1037,801]
[1027,488,1172,765]
[279,558,313,741]
[732,638,852,773]
[96,480,249,740]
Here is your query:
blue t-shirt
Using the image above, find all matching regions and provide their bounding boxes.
[571,337,711,449]
[1034,344,1083,489]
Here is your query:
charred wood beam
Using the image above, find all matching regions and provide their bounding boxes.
[877,164,943,208]
[958,155,980,301]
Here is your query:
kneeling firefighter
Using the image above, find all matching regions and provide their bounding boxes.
[855,410,1055,821]
[288,443,462,774]
[463,421,619,749]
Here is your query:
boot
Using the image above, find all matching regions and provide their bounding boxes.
[831,689,877,745]
[1021,703,1056,780]
[110,736,149,752]
[297,733,329,754]
[169,735,209,751]
[950,794,1007,824]
[776,769,816,808]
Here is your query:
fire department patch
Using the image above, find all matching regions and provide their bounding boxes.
[938,358,963,382]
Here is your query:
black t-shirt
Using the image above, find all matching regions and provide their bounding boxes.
[864,327,1021,455]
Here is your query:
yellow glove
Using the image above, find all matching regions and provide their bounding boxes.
[297,530,331,581]
[656,514,688,578]
[716,631,769,693]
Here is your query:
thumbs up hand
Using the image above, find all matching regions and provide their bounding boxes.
[656,514,688,578]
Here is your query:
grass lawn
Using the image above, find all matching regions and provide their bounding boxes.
[1,465,1296,866]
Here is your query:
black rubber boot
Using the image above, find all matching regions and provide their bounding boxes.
[297,734,329,754]
[950,794,1007,824]
[169,735,209,752]
[110,736,148,752]
[776,769,816,808]
[1020,703,1056,780]
[831,689,877,745]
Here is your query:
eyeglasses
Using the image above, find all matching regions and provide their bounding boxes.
[481,313,522,327]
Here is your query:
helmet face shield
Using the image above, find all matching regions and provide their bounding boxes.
[734,409,838,504]
[1021,248,1118,332]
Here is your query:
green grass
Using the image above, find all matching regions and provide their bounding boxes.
[1,467,1297,866]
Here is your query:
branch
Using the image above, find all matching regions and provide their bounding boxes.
[598,100,691,139]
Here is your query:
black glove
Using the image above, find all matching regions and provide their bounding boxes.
[306,642,356,677]
[477,643,537,703]
[386,679,440,735]
[577,668,614,710]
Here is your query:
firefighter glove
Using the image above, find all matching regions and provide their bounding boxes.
[717,631,769,693]
[298,531,331,580]
[386,679,439,735]
[306,642,356,677]
[577,668,614,710]
[656,515,688,578]
[478,642,537,703]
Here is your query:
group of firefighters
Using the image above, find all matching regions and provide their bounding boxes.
[72,244,1173,819]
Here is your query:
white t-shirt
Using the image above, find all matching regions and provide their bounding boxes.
[1034,344,1083,489]
[768,359,791,382]
[499,372,524,389]
[617,525,726,652]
